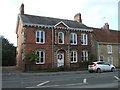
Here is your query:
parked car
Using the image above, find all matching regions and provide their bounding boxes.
[88,61,116,73]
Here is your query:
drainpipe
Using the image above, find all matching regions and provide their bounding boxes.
[67,29,70,67]
[52,27,54,68]
[97,42,100,61]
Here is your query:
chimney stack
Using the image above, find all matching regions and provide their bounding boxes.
[74,13,82,23]
[19,3,24,14]
[104,23,109,30]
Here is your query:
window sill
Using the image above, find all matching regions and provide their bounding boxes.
[81,44,88,45]
[108,52,112,54]
[36,63,45,64]
[58,43,64,44]
[70,62,77,63]
[70,44,77,45]
[36,42,45,44]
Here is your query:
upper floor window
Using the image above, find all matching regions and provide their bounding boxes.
[107,45,112,54]
[36,50,45,64]
[58,32,64,44]
[36,30,45,44]
[81,33,88,45]
[81,50,88,61]
[70,33,77,45]
[70,51,77,63]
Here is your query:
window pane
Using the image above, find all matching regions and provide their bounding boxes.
[41,31,43,42]
[70,34,73,43]
[74,34,76,43]
[37,31,39,37]
[71,52,73,61]
[41,58,43,62]
[36,31,40,42]
[36,51,39,63]
[59,32,64,43]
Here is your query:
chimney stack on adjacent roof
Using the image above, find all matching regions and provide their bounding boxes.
[74,13,82,23]
[104,23,109,30]
[20,3,24,14]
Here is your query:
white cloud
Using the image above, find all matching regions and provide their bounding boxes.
[0,0,118,46]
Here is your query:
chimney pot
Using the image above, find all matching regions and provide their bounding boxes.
[74,13,82,22]
[104,23,109,30]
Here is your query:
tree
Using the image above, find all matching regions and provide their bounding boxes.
[26,51,39,62]
[1,36,16,66]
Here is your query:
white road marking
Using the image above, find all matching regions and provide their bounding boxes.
[37,81,50,86]
[83,78,88,84]
[26,87,35,88]
[40,83,84,88]
[114,76,120,81]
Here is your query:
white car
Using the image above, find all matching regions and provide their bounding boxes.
[88,61,116,73]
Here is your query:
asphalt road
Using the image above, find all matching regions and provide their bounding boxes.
[2,70,119,88]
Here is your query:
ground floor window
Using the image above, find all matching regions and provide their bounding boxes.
[108,56,113,64]
[99,55,104,61]
[36,51,45,64]
[70,51,77,63]
[81,51,88,61]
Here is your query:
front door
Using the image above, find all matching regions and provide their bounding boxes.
[57,52,64,67]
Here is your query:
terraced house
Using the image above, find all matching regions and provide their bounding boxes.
[16,4,93,70]
[91,24,120,67]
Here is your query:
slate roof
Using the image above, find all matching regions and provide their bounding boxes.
[92,28,120,44]
[20,14,90,29]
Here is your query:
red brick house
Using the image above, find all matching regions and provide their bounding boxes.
[16,4,93,70]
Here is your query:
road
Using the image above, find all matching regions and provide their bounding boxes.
[2,70,119,88]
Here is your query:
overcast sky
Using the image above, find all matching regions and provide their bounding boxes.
[0,0,119,46]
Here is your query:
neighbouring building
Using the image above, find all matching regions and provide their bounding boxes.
[16,4,93,70]
[91,23,120,67]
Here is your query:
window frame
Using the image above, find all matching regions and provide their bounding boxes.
[36,30,45,44]
[70,51,78,63]
[36,50,45,64]
[70,33,77,45]
[107,45,112,54]
[81,33,88,45]
[81,50,88,61]
[58,32,64,44]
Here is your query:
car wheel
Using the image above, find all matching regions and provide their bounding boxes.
[97,68,101,73]
[111,68,115,72]
[89,71,94,73]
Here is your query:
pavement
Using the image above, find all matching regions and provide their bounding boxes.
[2,66,88,76]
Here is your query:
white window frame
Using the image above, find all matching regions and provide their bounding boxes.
[58,32,64,44]
[36,30,45,44]
[107,45,112,54]
[36,51,45,64]
[70,33,77,45]
[81,51,88,61]
[99,55,104,61]
[81,33,88,45]
[108,56,113,64]
[70,51,78,63]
